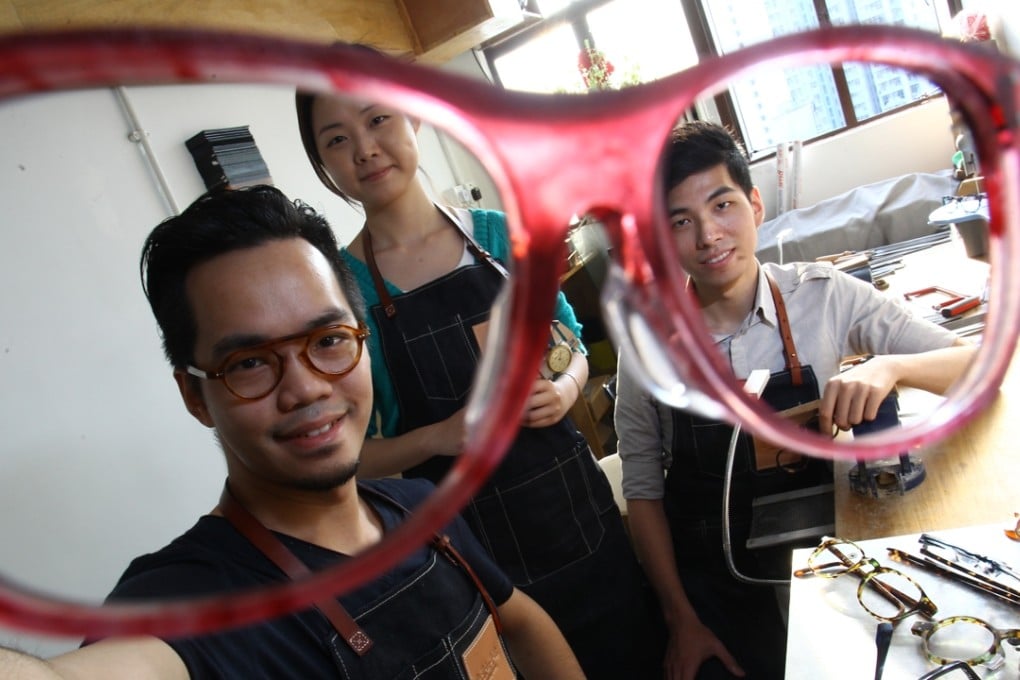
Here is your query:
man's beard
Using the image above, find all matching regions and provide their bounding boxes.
[293,458,360,492]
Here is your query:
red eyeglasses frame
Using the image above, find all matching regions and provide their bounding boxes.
[0,24,1017,638]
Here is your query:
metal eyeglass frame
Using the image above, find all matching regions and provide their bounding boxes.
[916,660,981,680]
[0,24,1018,638]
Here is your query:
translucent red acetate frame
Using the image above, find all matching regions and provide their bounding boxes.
[0,25,1017,638]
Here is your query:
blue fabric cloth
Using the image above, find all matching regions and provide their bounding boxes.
[342,208,584,437]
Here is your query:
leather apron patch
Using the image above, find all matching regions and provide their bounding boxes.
[461,614,515,680]
[750,399,822,471]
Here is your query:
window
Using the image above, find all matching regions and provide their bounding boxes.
[484,0,961,155]
[487,0,698,94]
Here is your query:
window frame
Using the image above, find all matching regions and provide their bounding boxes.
[484,0,964,157]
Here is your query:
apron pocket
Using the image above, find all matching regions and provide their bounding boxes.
[467,445,610,586]
[330,568,496,679]
[390,598,512,680]
[688,420,754,480]
[402,315,479,402]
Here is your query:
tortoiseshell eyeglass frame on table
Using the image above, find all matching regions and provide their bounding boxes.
[912,616,1020,669]
[0,24,1017,639]
[795,537,939,623]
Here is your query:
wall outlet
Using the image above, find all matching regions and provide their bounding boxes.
[447,182,481,207]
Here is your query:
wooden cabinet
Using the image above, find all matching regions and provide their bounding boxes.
[1,0,532,64]
[561,224,618,458]
[396,0,529,62]
[568,374,615,460]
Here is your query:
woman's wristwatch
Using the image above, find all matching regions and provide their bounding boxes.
[540,320,580,380]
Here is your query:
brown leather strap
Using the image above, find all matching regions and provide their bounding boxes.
[433,534,504,634]
[218,485,373,656]
[362,228,395,319]
[765,272,803,386]
[435,204,509,281]
[361,205,508,319]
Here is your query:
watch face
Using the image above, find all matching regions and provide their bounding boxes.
[546,343,572,374]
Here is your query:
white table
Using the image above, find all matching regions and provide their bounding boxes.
[786,524,1020,679]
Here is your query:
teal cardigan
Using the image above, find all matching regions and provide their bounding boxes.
[341,209,585,437]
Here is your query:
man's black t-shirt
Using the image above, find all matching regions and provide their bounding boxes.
[104,478,513,678]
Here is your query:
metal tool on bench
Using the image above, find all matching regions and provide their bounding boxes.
[904,285,987,334]
[847,389,927,498]
[819,227,954,284]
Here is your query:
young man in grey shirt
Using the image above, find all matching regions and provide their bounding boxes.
[615,121,974,680]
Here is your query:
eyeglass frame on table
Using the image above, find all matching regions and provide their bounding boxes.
[787,525,1020,678]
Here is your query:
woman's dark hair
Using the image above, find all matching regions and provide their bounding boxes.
[295,43,389,207]
[296,91,355,205]
[140,184,366,368]
[664,120,753,197]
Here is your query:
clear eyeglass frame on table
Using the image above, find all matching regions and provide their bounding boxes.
[1,24,1019,639]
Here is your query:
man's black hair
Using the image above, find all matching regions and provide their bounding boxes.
[140,184,365,368]
[664,120,753,196]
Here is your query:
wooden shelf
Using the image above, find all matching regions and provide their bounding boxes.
[569,374,615,460]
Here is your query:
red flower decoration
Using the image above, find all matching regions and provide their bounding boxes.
[578,43,615,90]
[954,10,991,42]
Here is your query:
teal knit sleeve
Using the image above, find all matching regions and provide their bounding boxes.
[471,209,586,353]
[340,248,402,438]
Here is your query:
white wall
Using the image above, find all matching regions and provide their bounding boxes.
[0,59,963,656]
[750,98,956,219]
[0,82,469,656]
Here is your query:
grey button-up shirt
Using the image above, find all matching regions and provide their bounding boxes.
[615,261,958,500]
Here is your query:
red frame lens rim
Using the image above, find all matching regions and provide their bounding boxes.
[0,24,1016,638]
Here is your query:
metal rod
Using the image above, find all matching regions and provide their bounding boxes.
[113,86,179,216]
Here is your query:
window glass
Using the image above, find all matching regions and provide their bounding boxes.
[704,0,820,52]
[826,0,942,122]
[487,0,954,151]
[702,1,833,155]
[493,23,584,92]
[824,0,940,31]
[704,0,942,153]
[586,0,698,84]
[725,64,844,156]
[535,0,577,14]
[842,61,940,122]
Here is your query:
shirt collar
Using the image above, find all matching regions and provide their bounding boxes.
[752,264,779,330]
[690,263,779,336]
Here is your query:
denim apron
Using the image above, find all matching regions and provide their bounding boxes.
[220,482,516,679]
[663,274,832,679]
[664,272,832,574]
[362,209,661,679]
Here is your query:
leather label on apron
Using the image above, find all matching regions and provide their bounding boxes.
[461,614,515,680]
[750,400,821,471]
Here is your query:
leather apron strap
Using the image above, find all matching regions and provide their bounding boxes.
[765,271,803,387]
[220,482,505,648]
[218,484,374,656]
[363,205,508,319]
